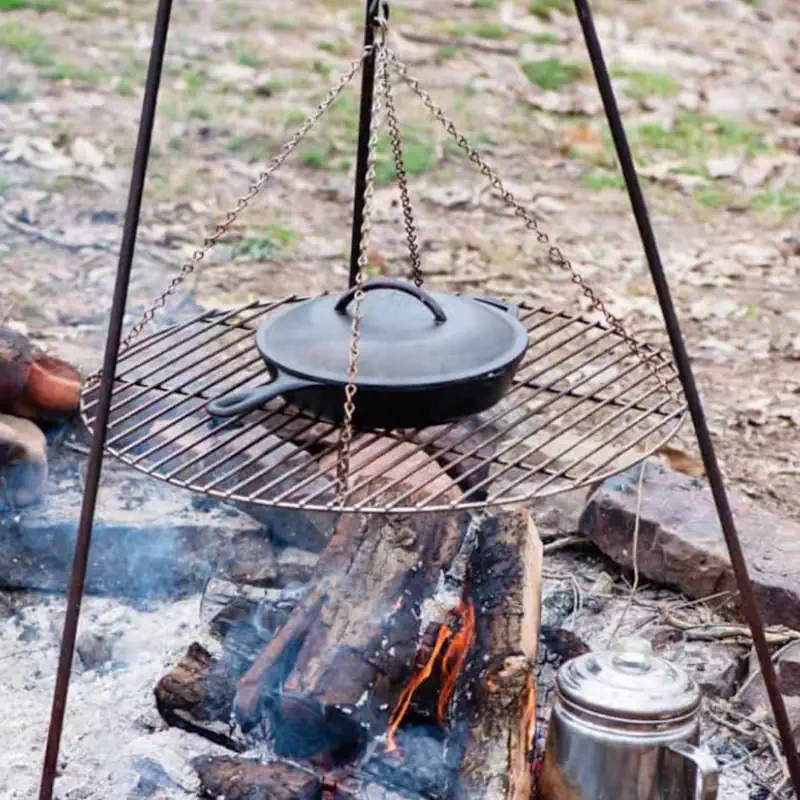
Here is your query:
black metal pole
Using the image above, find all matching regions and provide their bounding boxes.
[348,0,379,287]
[38,1,173,797]
[573,0,800,792]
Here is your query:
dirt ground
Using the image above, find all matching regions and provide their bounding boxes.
[2,0,799,519]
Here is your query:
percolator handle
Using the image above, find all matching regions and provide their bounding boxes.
[667,742,719,800]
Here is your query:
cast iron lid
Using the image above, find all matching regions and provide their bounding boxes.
[256,280,529,387]
[556,638,701,722]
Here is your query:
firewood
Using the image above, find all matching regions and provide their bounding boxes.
[0,327,32,406]
[234,442,467,758]
[0,413,47,507]
[193,756,322,800]
[460,508,543,800]
[154,642,244,752]
[10,351,81,422]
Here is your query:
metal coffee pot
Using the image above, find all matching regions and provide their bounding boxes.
[539,638,719,800]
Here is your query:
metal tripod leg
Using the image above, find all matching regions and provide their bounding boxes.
[573,0,800,794]
[37,0,173,797]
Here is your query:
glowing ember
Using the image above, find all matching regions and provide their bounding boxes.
[511,674,537,800]
[437,599,475,724]
[386,598,476,753]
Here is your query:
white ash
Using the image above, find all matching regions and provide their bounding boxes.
[0,591,227,800]
[417,512,482,633]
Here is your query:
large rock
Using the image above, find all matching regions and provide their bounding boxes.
[0,413,48,507]
[580,462,800,628]
[0,440,279,597]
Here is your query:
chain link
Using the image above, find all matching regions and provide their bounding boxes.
[381,58,424,288]
[87,48,370,386]
[334,39,387,505]
[385,48,675,401]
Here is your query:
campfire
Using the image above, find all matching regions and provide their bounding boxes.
[156,491,543,800]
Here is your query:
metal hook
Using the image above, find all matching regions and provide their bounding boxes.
[368,0,389,29]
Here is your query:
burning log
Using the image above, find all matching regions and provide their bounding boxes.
[234,442,468,758]
[460,508,543,800]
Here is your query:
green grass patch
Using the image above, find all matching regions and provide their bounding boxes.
[612,67,680,99]
[526,31,559,45]
[521,57,584,91]
[752,185,800,214]
[436,44,458,61]
[115,77,133,96]
[473,21,506,39]
[0,0,62,10]
[444,21,507,39]
[298,145,329,169]
[694,188,733,208]
[44,61,101,84]
[473,0,497,7]
[0,22,101,85]
[0,175,9,195]
[633,114,767,162]
[528,0,571,20]
[236,49,261,68]
[374,134,436,184]
[234,226,298,259]
[0,22,53,65]
[581,169,625,190]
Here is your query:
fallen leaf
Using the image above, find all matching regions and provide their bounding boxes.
[655,445,705,477]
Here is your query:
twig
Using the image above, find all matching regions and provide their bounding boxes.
[735,639,800,704]
[542,535,588,554]
[1,212,86,253]
[63,441,91,456]
[607,458,646,647]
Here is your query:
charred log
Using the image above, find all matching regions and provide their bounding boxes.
[460,508,543,800]
[154,643,244,752]
[194,756,322,800]
[234,443,467,758]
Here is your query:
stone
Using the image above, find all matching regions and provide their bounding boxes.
[777,642,800,697]
[0,413,47,507]
[70,137,105,169]
[580,462,800,628]
[76,631,114,670]
[706,155,741,179]
[0,436,278,597]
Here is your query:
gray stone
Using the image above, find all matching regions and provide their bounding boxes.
[580,462,800,627]
[0,442,278,598]
[76,631,114,670]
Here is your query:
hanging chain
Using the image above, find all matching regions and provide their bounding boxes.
[385,48,676,401]
[381,58,424,287]
[334,39,388,506]
[92,48,369,382]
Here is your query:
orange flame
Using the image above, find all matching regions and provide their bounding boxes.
[385,598,476,753]
[437,598,475,724]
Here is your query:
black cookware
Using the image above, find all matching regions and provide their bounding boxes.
[206,279,528,429]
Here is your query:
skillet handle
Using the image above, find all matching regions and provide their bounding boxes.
[206,373,317,417]
[335,279,447,323]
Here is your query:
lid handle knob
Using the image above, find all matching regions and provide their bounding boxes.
[335,279,448,323]
[610,637,654,673]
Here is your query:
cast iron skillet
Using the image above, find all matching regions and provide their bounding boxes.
[206,279,529,429]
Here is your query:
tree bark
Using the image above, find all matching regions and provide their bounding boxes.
[460,508,543,800]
